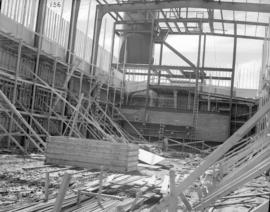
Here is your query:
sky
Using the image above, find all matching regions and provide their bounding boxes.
[155,35,263,89]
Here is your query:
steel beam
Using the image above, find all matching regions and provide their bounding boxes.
[164,42,196,68]
[113,64,233,72]
[164,31,266,40]
[66,0,81,62]
[101,0,270,14]
[34,0,47,47]
[229,24,237,135]
[125,72,230,81]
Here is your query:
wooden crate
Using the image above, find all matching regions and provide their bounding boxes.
[45,136,139,172]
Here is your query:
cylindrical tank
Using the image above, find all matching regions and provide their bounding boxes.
[119,4,156,65]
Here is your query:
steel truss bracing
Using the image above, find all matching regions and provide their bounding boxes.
[97,0,270,40]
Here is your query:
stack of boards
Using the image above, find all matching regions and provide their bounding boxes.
[45,136,139,172]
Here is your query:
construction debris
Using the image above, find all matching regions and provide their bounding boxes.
[138,149,165,165]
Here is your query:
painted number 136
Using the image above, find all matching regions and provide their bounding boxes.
[49,1,62,8]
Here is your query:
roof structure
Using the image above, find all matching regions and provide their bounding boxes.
[96,0,270,40]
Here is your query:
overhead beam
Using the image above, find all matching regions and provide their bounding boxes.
[100,0,270,14]
[163,41,196,68]
[116,18,269,27]
[168,31,266,40]
[125,72,231,81]
[112,63,233,72]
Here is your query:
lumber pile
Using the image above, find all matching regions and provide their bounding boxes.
[45,136,139,172]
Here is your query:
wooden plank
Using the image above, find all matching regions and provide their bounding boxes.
[79,191,124,200]
[46,148,137,158]
[50,136,139,148]
[161,175,170,194]
[46,152,138,162]
[45,155,135,166]
[46,143,138,155]
[138,149,165,165]
[48,138,138,150]
[46,158,137,172]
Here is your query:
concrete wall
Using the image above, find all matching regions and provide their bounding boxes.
[120,108,230,142]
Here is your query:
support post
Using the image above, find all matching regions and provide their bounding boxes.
[98,166,104,204]
[29,0,47,151]
[105,22,116,114]
[44,172,50,202]
[201,35,206,88]
[158,43,163,85]
[173,90,178,109]
[168,169,178,212]
[91,6,104,75]
[192,31,202,131]
[145,18,155,122]
[53,173,71,212]
[229,23,237,135]
[66,0,81,63]
[34,0,47,47]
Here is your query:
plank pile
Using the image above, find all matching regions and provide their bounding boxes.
[45,136,139,172]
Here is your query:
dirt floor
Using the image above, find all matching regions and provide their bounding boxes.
[0,151,269,212]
